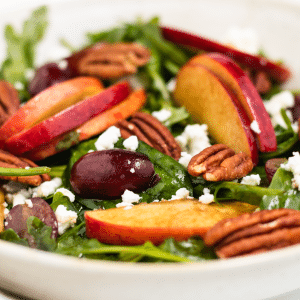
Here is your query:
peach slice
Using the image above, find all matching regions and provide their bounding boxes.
[0,76,103,147]
[85,199,257,245]
[5,82,131,155]
[22,89,147,161]
[173,63,259,164]
[189,53,277,153]
[161,26,291,83]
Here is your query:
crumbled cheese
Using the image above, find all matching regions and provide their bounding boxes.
[167,78,177,92]
[152,109,172,122]
[123,135,139,151]
[25,69,35,80]
[55,188,75,202]
[280,152,300,190]
[170,188,193,200]
[32,177,62,198]
[176,124,211,156]
[222,27,259,55]
[25,199,33,208]
[178,152,193,168]
[130,168,135,173]
[58,59,68,70]
[199,188,214,204]
[55,205,78,235]
[116,189,141,209]
[4,208,9,218]
[14,81,24,90]
[250,120,261,134]
[240,174,261,186]
[12,193,27,207]
[264,91,295,129]
[95,126,121,150]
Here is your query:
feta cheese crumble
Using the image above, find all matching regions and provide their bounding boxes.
[199,188,214,204]
[32,177,62,198]
[152,109,172,122]
[222,27,259,55]
[250,120,261,134]
[25,199,33,208]
[280,152,300,190]
[55,188,75,202]
[178,152,193,168]
[14,81,24,90]
[116,189,141,209]
[95,126,121,150]
[170,188,193,200]
[264,91,295,129]
[240,174,261,186]
[176,124,211,157]
[55,205,78,235]
[123,135,139,151]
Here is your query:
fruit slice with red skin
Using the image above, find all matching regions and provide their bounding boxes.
[0,76,103,148]
[22,89,147,161]
[174,63,259,164]
[161,26,291,83]
[5,81,131,155]
[85,199,257,245]
[189,52,277,153]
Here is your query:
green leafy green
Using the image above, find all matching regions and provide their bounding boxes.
[0,229,29,247]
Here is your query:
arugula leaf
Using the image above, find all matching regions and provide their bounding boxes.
[0,228,29,247]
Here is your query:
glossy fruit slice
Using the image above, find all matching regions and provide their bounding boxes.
[85,199,257,245]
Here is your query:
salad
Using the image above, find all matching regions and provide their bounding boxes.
[0,5,299,263]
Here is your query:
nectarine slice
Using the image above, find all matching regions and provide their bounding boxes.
[85,199,257,245]
[0,76,103,147]
[189,53,277,153]
[22,89,147,161]
[174,63,259,164]
[5,82,130,155]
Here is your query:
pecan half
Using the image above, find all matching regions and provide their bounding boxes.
[115,112,181,160]
[0,80,20,126]
[204,208,300,258]
[0,149,50,186]
[188,144,253,181]
[68,42,151,79]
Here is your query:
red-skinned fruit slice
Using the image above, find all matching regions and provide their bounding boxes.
[5,81,131,155]
[190,52,277,153]
[174,63,259,165]
[161,26,291,83]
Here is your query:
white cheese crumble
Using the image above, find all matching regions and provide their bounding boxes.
[167,78,177,92]
[25,199,33,208]
[14,81,24,90]
[170,188,193,200]
[176,124,211,156]
[55,188,75,202]
[264,91,295,129]
[280,152,300,190]
[55,205,78,235]
[116,189,141,209]
[95,126,121,150]
[12,193,27,207]
[58,59,68,70]
[250,120,261,134]
[4,208,9,219]
[178,152,193,168]
[25,69,35,80]
[199,188,215,204]
[32,177,62,198]
[152,109,172,122]
[240,174,261,186]
[123,135,139,151]
[222,27,259,55]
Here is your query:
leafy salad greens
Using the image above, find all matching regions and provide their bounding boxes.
[0,6,299,263]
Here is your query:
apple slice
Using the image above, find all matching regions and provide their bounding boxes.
[85,199,257,245]
[161,26,291,83]
[5,82,131,155]
[189,53,277,153]
[0,76,103,147]
[22,89,147,161]
[173,63,259,164]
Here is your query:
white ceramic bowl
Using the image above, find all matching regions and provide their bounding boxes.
[1,0,300,299]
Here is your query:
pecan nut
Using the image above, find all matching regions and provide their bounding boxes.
[115,112,181,160]
[204,208,300,258]
[68,42,151,79]
[187,144,253,181]
[0,80,20,127]
[0,149,50,186]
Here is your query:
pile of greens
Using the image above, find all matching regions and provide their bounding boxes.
[0,6,299,263]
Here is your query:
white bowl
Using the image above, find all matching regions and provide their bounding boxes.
[1,0,300,299]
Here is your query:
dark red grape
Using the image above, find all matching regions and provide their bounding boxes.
[5,197,58,247]
[28,62,75,96]
[70,149,160,200]
[265,158,288,183]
